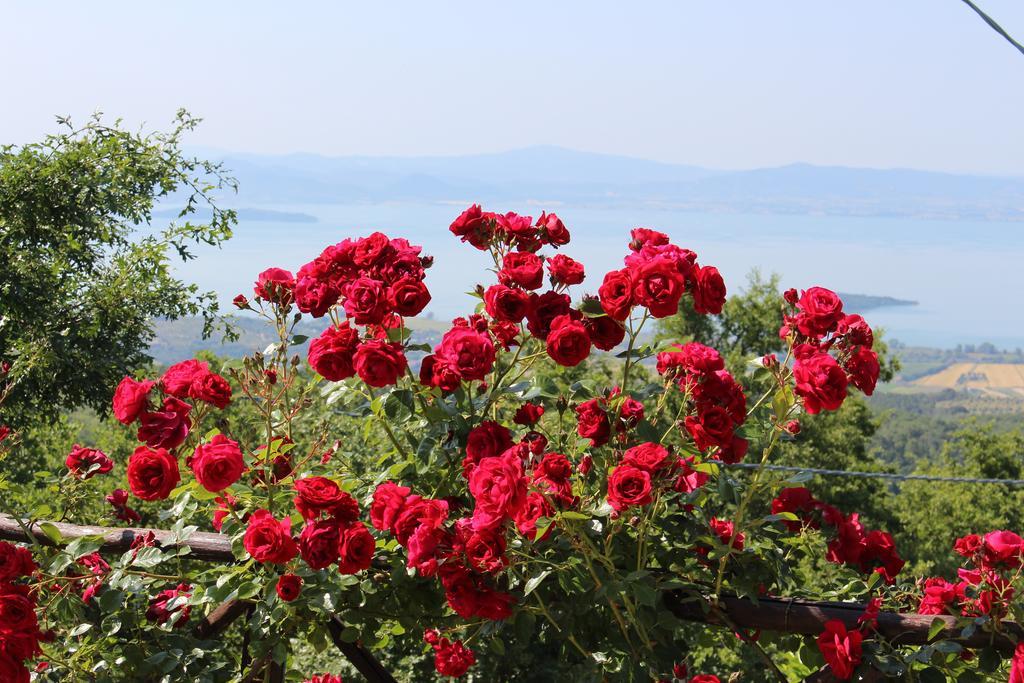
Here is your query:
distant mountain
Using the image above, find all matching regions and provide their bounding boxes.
[193,146,1024,221]
[836,293,917,312]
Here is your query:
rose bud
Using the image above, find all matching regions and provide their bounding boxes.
[785,420,801,435]
[265,369,278,385]
[233,294,250,309]
[783,288,799,305]
[578,454,593,475]
[761,353,778,368]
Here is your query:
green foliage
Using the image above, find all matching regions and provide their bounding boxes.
[0,111,237,430]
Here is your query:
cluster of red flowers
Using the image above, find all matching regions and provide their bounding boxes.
[111,359,235,502]
[606,442,708,512]
[302,675,342,683]
[0,541,42,682]
[275,233,431,388]
[816,619,864,680]
[916,530,1022,620]
[241,477,375,579]
[145,583,192,629]
[449,205,569,253]
[656,342,748,464]
[424,628,476,678]
[771,487,904,583]
[780,287,880,415]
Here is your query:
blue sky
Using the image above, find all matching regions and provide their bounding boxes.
[3,1,1023,174]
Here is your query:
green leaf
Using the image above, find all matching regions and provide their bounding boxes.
[927,616,947,642]
[38,521,63,544]
[523,570,551,597]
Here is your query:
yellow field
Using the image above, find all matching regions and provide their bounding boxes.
[913,362,1024,396]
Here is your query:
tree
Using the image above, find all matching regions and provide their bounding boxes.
[0,111,237,430]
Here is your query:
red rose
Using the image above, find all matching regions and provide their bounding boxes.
[483,284,531,323]
[308,322,360,382]
[293,477,359,521]
[690,676,720,683]
[584,314,625,351]
[684,406,735,452]
[162,359,209,398]
[353,340,407,387]
[388,277,431,317]
[709,517,744,550]
[254,268,296,303]
[137,396,192,450]
[598,269,634,321]
[983,530,1024,568]
[469,452,528,532]
[547,254,585,286]
[692,265,727,315]
[294,276,340,318]
[190,434,244,492]
[657,341,724,377]
[146,583,191,628]
[621,442,670,473]
[189,370,232,409]
[513,402,545,426]
[629,228,669,251]
[575,399,610,447]
[499,251,544,291]
[65,445,113,479]
[370,481,411,532]
[343,277,388,324]
[353,231,392,268]
[0,542,35,582]
[126,446,180,501]
[816,619,862,680]
[525,291,571,340]
[837,313,874,348]
[545,315,591,367]
[796,287,844,338]
[954,533,982,558]
[462,528,508,574]
[1011,641,1024,683]
[433,637,476,678]
[449,204,491,250]
[276,574,302,602]
[244,509,298,565]
[632,256,685,318]
[793,351,849,414]
[617,395,644,430]
[337,521,375,574]
[496,212,536,241]
[537,211,570,246]
[435,327,496,382]
[298,519,341,569]
[513,491,555,541]
[112,376,155,424]
[0,584,37,635]
[463,421,513,478]
[607,465,652,511]
[304,675,343,683]
[845,346,879,396]
[0,655,28,683]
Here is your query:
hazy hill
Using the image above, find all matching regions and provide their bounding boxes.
[193,146,1024,221]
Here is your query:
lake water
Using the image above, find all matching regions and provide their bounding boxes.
[174,203,1024,350]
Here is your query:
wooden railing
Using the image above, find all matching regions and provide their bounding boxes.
[0,513,1009,682]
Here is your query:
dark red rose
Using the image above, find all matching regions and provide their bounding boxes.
[483,284,531,323]
[632,256,685,318]
[432,636,476,678]
[294,276,340,318]
[353,231,392,268]
[983,530,1024,569]
[276,574,302,602]
[254,268,295,304]
[607,465,652,511]
[575,398,610,447]
[190,434,244,492]
[617,395,645,430]
[816,620,862,680]
[189,370,232,409]
[836,313,874,348]
[545,315,591,367]
[547,254,585,286]
[126,446,180,501]
[793,351,849,414]
[353,340,407,387]
[65,445,113,479]
[112,376,155,424]
[629,228,669,251]
[513,402,545,426]
[370,481,411,532]
[337,521,375,574]
[293,477,359,521]
[308,322,360,381]
[598,269,634,321]
[449,204,491,250]
[343,277,388,324]
[146,583,191,628]
[684,405,735,452]
[496,212,536,240]
[845,346,879,396]
[463,421,514,479]
[499,251,544,290]
[388,277,431,317]
[0,542,35,582]
[796,287,844,338]
[537,211,570,246]
[244,509,298,565]
[584,314,625,351]
[469,451,528,532]
[137,396,192,450]
[435,326,496,382]
[691,265,727,315]
[525,290,571,339]
[709,517,744,550]
[162,359,209,398]
[621,442,670,473]
[298,519,341,569]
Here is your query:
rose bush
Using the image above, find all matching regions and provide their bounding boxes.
[0,208,1022,681]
